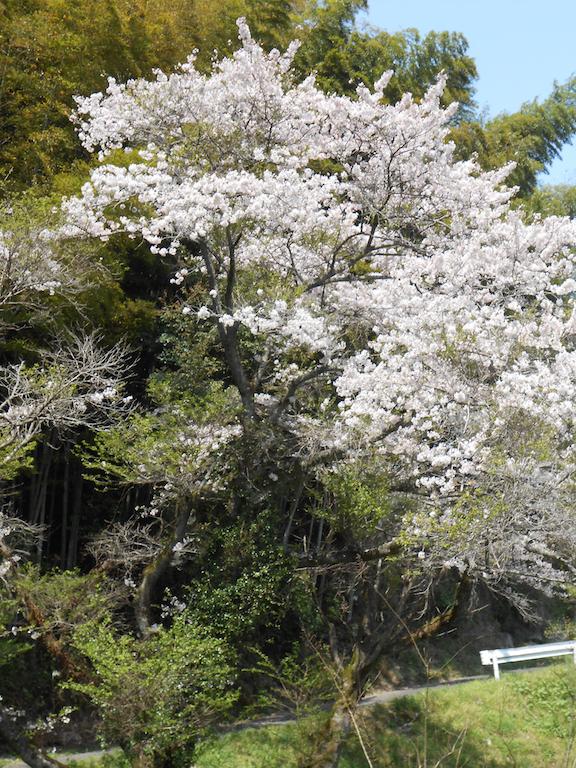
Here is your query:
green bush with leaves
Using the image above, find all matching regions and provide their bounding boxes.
[13,566,119,638]
[67,615,237,768]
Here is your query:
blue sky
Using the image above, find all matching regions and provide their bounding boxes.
[364,1,576,185]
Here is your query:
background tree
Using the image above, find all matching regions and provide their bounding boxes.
[0,0,484,192]
[451,77,576,197]
[293,0,478,118]
[523,183,576,218]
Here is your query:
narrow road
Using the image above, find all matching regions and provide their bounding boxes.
[224,673,490,731]
[2,748,116,768]
[362,673,489,706]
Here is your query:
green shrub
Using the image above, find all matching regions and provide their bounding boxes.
[67,615,238,768]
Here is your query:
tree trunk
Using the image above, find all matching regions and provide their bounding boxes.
[299,654,360,768]
[134,504,193,638]
[66,465,82,569]
[59,448,69,566]
[0,703,66,768]
[30,440,53,540]
[307,702,352,768]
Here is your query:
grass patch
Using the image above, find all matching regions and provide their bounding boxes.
[67,753,125,768]
[9,667,572,768]
[195,662,576,767]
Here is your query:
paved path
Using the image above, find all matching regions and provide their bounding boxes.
[2,748,115,768]
[224,673,491,731]
[362,673,489,706]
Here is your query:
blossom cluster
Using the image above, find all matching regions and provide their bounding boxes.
[63,20,576,532]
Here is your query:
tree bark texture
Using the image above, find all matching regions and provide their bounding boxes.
[134,504,193,638]
[0,704,66,768]
[299,655,359,768]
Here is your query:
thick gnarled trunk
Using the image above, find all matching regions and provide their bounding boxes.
[306,702,353,768]
[299,652,362,768]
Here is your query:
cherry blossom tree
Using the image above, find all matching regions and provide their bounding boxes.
[61,20,576,766]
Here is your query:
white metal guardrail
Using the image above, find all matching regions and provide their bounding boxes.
[480,640,576,679]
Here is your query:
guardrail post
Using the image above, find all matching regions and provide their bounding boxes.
[493,655,500,680]
[573,644,576,666]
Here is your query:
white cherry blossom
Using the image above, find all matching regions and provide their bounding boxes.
[62,20,576,588]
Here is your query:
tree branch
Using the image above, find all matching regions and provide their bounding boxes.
[297,538,402,569]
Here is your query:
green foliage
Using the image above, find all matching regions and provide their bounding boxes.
[510,666,576,738]
[247,643,335,718]
[452,77,576,197]
[244,0,295,50]
[315,464,389,534]
[186,515,295,644]
[293,2,477,118]
[0,0,300,191]
[0,190,150,358]
[13,566,119,637]
[524,184,576,219]
[194,721,311,768]
[0,0,482,192]
[91,756,131,768]
[80,380,240,488]
[187,561,291,643]
[67,615,237,767]
[0,0,132,187]
[66,756,129,768]
[1,0,571,208]
[154,307,228,398]
[0,438,37,480]
[0,1,190,187]
[0,636,31,668]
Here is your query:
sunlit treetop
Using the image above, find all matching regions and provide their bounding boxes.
[62,21,576,588]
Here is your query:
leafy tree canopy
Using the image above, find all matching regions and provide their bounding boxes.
[452,77,576,196]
